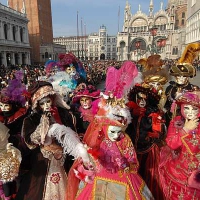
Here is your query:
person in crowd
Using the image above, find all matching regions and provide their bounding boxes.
[66,60,154,200]
[0,70,30,200]
[15,81,91,200]
[70,83,100,136]
[126,54,168,200]
[165,43,200,127]
[159,89,200,199]
[0,122,22,200]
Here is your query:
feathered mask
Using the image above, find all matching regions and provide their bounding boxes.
[170,43,200,77]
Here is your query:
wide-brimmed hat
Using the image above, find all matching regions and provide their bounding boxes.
[72,83,100,104]
[28,80,70,110]
[28,81,55,110]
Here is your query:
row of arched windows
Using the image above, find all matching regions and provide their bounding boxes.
[3,23,23,42]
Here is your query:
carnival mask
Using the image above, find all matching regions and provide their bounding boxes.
[0,102,12,112]
[136,92,147,108]
[107,126,122,142]
[175,76,189,85]
[38,97,52,112]
[181,104,199,120]
[66,66,76,76]
[80,97,92,109]
[149,82,162,91]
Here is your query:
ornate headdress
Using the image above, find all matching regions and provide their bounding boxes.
[176,89,200,108]
[170,43,200,77]
[0,70,27,106]
[57,52,86,80]
[72,83,100,104]
[138,54,168,85]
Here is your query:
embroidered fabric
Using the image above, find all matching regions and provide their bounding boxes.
[0,143,22,183]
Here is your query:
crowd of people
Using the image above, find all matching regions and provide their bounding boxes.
[0,43,200,200]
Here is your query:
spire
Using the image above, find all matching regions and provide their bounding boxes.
[160,1,163,10]
[149,0,154,17]
[7,0,9,7]
[21,0,26,14]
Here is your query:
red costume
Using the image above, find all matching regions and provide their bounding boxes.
[159,90,200,200]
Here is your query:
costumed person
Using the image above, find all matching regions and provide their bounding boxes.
[15,81,91,200]
[165,43,200,127]
[126,55,168,200]
[71,83,101,137]
[0,122,22,200]
[67,61,154,200]
[159,89,200,199]
[57,52,86,91]
[0,70,30,200]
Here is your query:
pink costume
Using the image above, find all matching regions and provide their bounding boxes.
[67,60,154,200]
[77,126,153,199]
[159,98,200,199]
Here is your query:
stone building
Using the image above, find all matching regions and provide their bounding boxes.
[186,0,200,44]
[88,25,117,60]
[0,2,30,66]
[53,25,117,61]
[53,35,88,60]
[116,0,187,61]
[8,0,65,64]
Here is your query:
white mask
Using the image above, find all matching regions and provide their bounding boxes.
[107,126,122,142]
[38,97,52,112]
[0,102,12,112]
[175,76,188,85]
[80,97,92,109]
[182,104,199,120]
[149,82,161,90]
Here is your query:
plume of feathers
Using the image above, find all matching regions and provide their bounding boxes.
[178,43,200,64]
[105,61,139,98]
[45,60,58,75]
[1,70,27,106]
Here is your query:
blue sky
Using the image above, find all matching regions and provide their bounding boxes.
[1,0,168,37]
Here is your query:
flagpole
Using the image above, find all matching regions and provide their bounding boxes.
[77,11,80,58]
[81,17,84,60]
[118,6,120,33]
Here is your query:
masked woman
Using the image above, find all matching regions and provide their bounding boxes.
[0,70,30,200]
[159,89,200,200]
[15,81,91,200]
[71,83,100,136]
[67,61,154,200]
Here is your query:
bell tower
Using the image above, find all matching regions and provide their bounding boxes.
[8,0,53,64]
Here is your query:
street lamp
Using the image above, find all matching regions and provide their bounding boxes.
[146,26,167,55]
[135,40,141,61]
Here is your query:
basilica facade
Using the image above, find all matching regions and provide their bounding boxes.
[117,0,187,61]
